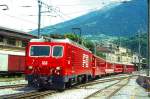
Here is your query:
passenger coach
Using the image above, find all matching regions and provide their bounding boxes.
[0,50,25,75]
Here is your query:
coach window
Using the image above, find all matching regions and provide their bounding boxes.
[53,46,63,57]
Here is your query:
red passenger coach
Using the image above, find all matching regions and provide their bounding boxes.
[124,64,135,73]
[92,55,106,77]
[105,62,114,74]
[0,51,25,74]
[114,63,124,73]
[25,38,93,90]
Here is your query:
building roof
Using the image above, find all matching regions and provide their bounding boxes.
[0,26,37,40]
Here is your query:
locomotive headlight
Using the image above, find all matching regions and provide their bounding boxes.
[56,66,61,70]
[28,66,33,70]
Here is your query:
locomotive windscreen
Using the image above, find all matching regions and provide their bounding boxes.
[53,46,63,57]
[30,46,50,56]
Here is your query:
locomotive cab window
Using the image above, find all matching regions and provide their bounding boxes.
[53,46,63,57]
[30,46,50,56]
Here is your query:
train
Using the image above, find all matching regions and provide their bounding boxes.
[25,37,135,90]
[0,50,25,75]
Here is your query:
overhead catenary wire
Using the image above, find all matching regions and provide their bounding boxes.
[0,12,38,25]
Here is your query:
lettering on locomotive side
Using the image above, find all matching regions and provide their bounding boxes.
[82,54,89,67]
[42,61,48,65]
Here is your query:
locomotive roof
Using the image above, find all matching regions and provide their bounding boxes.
[30,37,91,53]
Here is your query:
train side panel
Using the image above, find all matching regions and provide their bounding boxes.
[0,54,8,72]
[19,56,25,71]
[64,43,93,77]
[8,55,20,72]
[124,64,135,73]
[93,56,106,77]
[105,62,114,74]
[8,55,25,73]
[114,63,123,73]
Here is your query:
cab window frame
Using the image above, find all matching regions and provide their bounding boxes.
[29,45,51,57]
[52,45,64,58]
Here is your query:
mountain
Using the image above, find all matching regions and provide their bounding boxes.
[31,0,147,37]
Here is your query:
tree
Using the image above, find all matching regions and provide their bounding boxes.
[64,33,80,43]
[82,39,95,53]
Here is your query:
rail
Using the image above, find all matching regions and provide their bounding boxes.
[76,74,131,88]
[84,76,131,99]
[0,74,132,99]
[0,84,27,89]
[0,90,56,99]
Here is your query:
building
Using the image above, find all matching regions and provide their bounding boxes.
[0,26,36,53]
[96,43,139,64]
[0,27,36,74]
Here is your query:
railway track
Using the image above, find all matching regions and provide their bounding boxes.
[0,84,27,89]
[0,74,132,99]
[76,74,132,88]
[84,76,131,99]
[0,78,24,82]
[0,90,56,99]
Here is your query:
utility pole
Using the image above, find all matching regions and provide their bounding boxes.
[72,28,82,44]
[147,0,150,76]
[138,31,141,71]
[38,0,42,38]
[37,0,60,38]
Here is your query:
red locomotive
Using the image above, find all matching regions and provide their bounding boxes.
[25,37,135,90]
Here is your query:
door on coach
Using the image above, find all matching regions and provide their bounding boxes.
[71,48,75,75]
[92,56,96,77]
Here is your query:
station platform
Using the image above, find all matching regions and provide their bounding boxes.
[111,75,150,99]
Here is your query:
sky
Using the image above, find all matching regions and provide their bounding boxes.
[0,0,130,32]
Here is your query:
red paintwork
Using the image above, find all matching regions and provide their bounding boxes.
[19,56,25,71]
[25,40,136,78]
[114,63,124,73]
[124,64,135,73]
[8,55,25,72]
[92,55,106,77]
[105,62,114,74]
[25,42,93,76]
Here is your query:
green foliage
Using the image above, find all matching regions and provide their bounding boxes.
[113,33,147,57]
[64,33,81,43]
[41,34,65,39]
[42,33,106,57]
[82,39,95,53]
[50,34,65,39]
[96,51,106,59]
[64,33,96,53]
